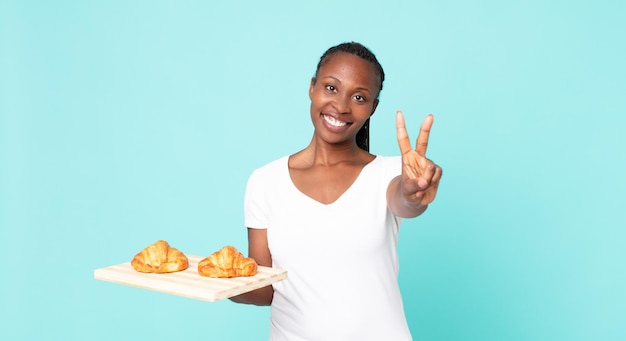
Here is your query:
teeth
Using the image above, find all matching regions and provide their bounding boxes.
[323,114,347,127]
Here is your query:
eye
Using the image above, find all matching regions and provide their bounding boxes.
[353,94,367,102]
[325,84,336,92]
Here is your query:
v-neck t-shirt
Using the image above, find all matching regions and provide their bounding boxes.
[244,155,412,341]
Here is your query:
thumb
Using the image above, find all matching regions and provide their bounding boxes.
[417,178,429,190]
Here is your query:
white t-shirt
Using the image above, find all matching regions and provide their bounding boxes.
[244,155,412,341]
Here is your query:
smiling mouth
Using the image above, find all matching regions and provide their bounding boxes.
[323,114,348,127]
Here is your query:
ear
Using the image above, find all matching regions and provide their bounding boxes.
[370,99,379,117]
[309,77,316,100]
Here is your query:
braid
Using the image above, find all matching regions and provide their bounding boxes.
[315,42,385,152]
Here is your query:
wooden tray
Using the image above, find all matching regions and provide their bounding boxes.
[94,255,287,302]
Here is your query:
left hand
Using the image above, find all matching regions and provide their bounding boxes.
[395,110,443,207]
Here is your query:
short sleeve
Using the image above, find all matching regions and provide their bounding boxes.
[381,156,404,225]
[244,169,268,229]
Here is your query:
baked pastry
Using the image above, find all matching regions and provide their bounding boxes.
[198,245,258,278]
[131,240,189,273]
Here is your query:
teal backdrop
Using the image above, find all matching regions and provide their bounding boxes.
[1,0,624,340]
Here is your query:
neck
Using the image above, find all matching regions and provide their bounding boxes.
[299,137,370,167]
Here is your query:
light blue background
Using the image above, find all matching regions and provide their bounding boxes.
[1,0,624,340]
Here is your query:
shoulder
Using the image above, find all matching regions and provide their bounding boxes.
[372,155,402,169]
[367,155,402,182]
[248,156,289,182]
[252,156,288,172]
[374,155,401,164]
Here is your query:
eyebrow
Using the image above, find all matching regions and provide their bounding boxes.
[321,76,372,95]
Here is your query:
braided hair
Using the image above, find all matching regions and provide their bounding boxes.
[314,42,385,152]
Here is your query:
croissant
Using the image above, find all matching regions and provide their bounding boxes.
[198,245,258,278]
[131,240,189,273]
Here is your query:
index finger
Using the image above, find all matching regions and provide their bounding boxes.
[395,110,413,154]
[415,114,434,155]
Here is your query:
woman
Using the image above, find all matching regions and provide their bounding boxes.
[231,42,442,341]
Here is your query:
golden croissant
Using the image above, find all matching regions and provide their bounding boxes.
[131,240,189,273]
[198,245,258,278]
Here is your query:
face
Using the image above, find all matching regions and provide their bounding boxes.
[309,52,380,148]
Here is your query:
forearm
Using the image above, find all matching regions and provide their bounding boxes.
[229,285,273,306]
[387,176,428,218]
[230,228,274,305]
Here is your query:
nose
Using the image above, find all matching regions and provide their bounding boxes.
[334,93,351,115]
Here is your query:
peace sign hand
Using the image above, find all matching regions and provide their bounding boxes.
[395,110,442,208]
